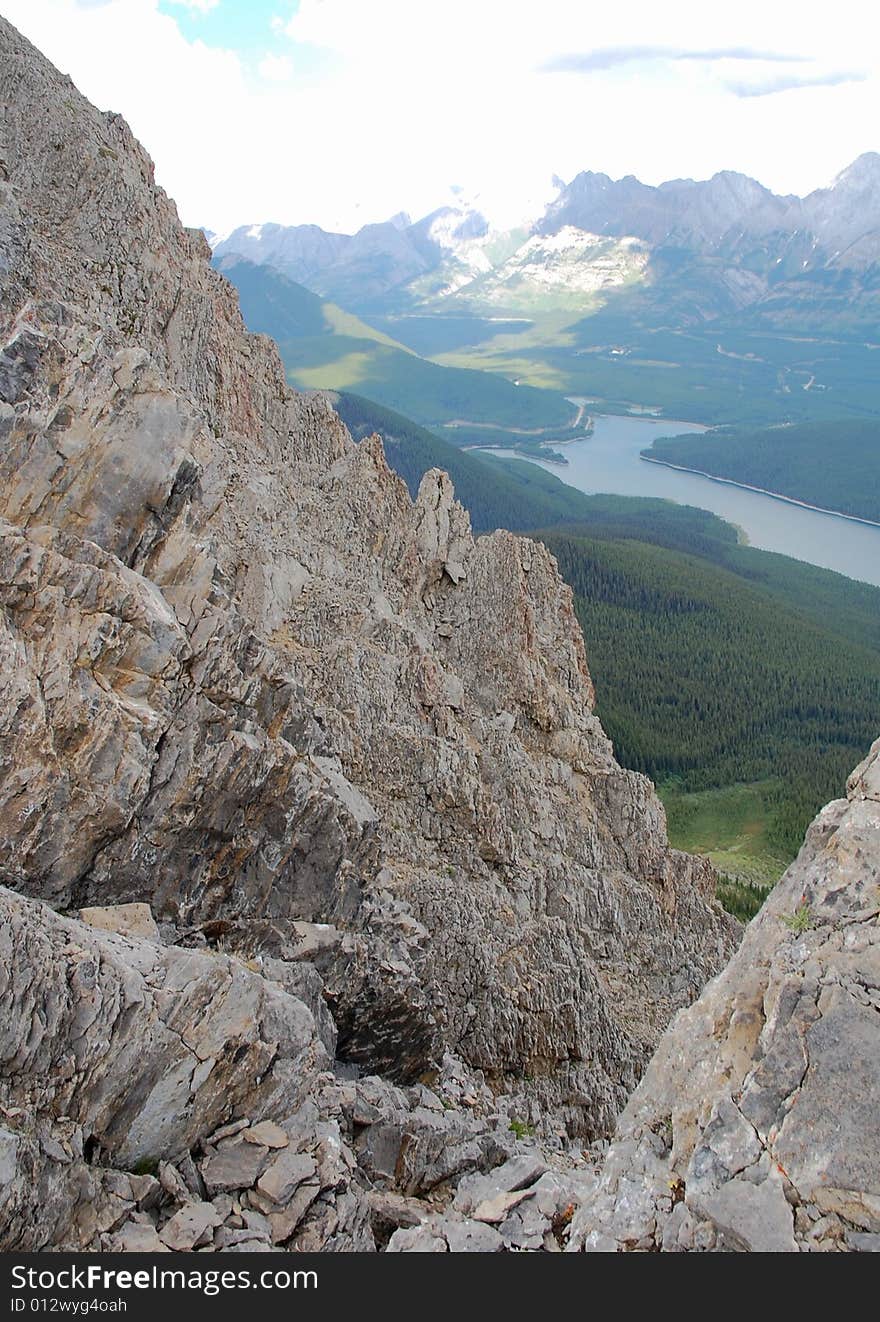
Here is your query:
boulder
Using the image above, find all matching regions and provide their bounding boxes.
[200,1140,271,1195]
[256,1151,318,1205]
[244,1121,290,1150]
[79,904,160,942]
[158,1202,221,1252]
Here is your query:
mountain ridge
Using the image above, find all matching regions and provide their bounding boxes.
[0,13,736,1249]
[212,154,880,323]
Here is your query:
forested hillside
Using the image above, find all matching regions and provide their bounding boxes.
[540,528,880,851]
[645,419,880,524]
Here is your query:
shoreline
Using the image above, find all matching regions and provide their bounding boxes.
[469,444,569,466]
[640,456,880,530]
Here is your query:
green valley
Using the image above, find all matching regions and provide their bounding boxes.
[221,251,880,450]
[216,157,880,436]
[378,307,880,429]
[219,258,585,455]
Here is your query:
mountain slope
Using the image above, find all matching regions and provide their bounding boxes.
[214,253,402,345]
[540,168,792,251]
[0,7,735,1211]
[540,157,880,332]
[330,392,880,883]
[215,156,880,329]
[543,156,880,276]
[0,14,877,1257]
[215,160,880,426]
[215,201,508,311]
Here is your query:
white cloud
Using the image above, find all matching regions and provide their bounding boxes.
[4,0,879,234]
[163,0,219,12]
[257,52,292,82]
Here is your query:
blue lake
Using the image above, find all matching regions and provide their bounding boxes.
[483,412,880,589]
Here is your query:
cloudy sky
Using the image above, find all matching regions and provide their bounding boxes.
[3,0,878,233]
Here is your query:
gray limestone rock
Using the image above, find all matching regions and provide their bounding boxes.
[199,1139,271,1195]
[0,889,328,1249]
[473,1189,536,1224]
[267,1182,322,1245]
[0,16,734,1150]
[386,1224,449,1253]
[568,740,880,1253]
[453,1153,548,1214]
[366,1190,428,1231]
[443,1219,505,1252]
[256,1151,318,1205]
[158,1202,222,1251]
[108,1222,170,1254]
[691,1173,796,1253]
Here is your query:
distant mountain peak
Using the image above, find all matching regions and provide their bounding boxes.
[831,151,880,189]
[386,210,412,231]
[211,152,880,319]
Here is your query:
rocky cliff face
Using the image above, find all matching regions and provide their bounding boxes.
[542,157,880,272]
[0,17,876,1255]
[3,748,876,1253]
[0,883,594,1252]
[0,12,735,1146]
[568,739,880,1253]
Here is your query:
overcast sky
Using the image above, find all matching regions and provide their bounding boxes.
[3,0,879,234]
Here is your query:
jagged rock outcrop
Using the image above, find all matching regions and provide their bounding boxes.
[0,12,735,1161]
[4,747,878,1256]
[568,739,880,1252]
[0,886,589,1252]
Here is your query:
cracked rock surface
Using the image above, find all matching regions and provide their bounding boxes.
[0,9,735,1152]
[568,739,880,1253]
[0,888,596,1253]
